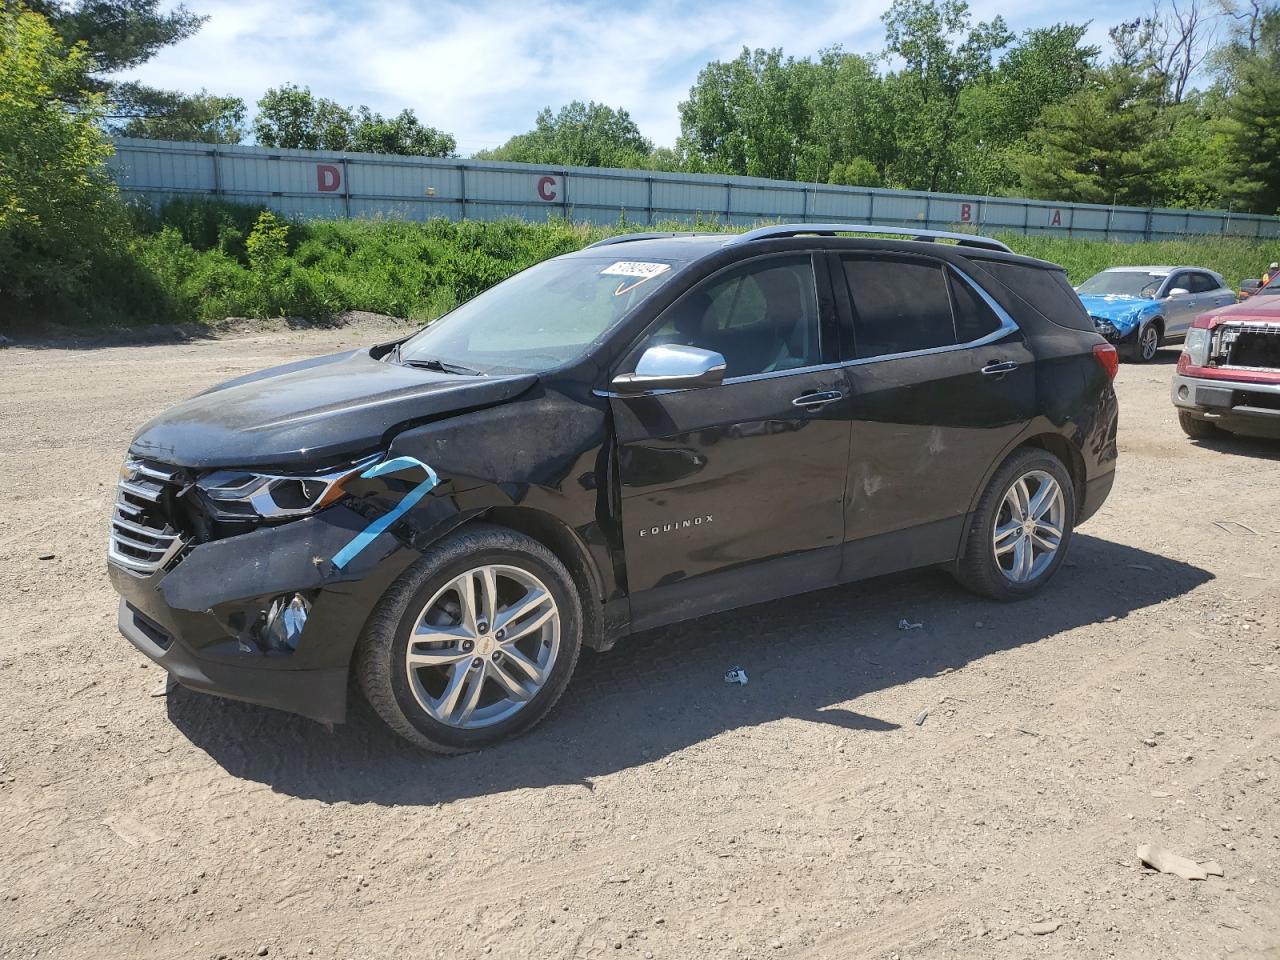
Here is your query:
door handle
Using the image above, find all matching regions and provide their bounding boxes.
[981,360,1019,376]
[792,390,844,409]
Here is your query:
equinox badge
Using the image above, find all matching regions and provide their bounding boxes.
[639,515,714,537]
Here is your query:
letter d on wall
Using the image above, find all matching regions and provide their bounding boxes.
[317,164,342,192]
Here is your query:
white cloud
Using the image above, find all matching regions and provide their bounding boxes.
[119,0,1144,152]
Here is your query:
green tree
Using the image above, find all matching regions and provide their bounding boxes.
[796,48,892,184]
[18,0,244,141]
[1218,10,1280,212]
[253,84,354,150]
[349,106,455,157]
[254,85,456,157]
[880,0,1013,192]
[477,101,652,168]
[1014,63,1173,205]
[0,5,125,310]
[827,157,883,187]
[114,86,245,143]
[676,47,818,180]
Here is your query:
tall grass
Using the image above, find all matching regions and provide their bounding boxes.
[1003,234,1274,288]
[10,198,1275,331]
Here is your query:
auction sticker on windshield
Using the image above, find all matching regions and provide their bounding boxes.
[601,261,672,295]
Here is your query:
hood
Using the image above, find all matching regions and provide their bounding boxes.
[1201,293,1280,327]
[129,348,537,470]
[1076,294,1162,334]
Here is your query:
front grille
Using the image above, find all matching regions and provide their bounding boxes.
[108,459,187,576]
[1215,323,1280,371]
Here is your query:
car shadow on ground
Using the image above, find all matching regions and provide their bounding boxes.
[167,533,1212,805]
[1187,433,1280,461]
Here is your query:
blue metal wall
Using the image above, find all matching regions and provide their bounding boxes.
[108,137,1280,242]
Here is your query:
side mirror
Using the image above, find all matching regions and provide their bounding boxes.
[1167,287,1191,297]
[611,344,727,394]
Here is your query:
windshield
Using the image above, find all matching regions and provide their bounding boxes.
[1077,271,1166,298]
[398,255,683,375]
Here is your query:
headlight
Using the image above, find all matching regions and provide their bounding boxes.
[196,456,378,521]
[1184,327,1210,366]
[1092,318,1117,338]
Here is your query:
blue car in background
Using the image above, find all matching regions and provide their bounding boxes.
[1076,266,1236,362]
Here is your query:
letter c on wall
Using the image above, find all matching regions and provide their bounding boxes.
[537,175,558,202]
[317,164,342,192]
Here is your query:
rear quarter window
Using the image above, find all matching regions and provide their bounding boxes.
[985,262,1094,333]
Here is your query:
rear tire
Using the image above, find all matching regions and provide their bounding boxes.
[356,523,581,754]
[1178,410,1222,440]
[954,448,1076,602]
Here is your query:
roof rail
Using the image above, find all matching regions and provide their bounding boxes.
[585,231,722,249]
[728,222,1013,254]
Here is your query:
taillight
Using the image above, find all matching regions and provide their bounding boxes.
[1093,343,1119,381]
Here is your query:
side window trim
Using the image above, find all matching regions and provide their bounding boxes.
[833,253,1021,368]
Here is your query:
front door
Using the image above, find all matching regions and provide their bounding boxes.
[832,254,1036,579]
[609,253,852,630]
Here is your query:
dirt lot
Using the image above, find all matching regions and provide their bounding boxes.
[1,327,1277,960]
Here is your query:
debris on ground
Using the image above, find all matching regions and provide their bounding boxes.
[914,709,929,726]
[1026,920,1062,935]
[1202,860,1225,877]
[1137,843,1219,880]
[723,667,748,685]
[898,619,923,630]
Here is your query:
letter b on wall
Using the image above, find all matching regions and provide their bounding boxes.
[317,164,342,192]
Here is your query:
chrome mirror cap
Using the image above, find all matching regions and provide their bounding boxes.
[612,344,727,394]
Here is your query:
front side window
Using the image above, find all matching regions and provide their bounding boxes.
[841,258,1003,360]
[1186,273,1218,294]
[641,256,821,379]
[398,255,683,375]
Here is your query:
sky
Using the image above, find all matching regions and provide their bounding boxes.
[119,0,1155,154]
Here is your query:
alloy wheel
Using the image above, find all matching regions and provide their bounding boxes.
[992,470,1066,584]
[1141,325,1159,360]
[404,564,561,729]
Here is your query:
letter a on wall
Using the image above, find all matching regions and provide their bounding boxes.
[317,164,342,192]
[1050,209,1063,227]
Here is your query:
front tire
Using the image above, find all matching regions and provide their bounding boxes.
[356,523,581,753]
[954,448,1076,601]
[1178,410,1222,440]
[1128,323,1161,363]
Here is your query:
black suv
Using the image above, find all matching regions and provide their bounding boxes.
[108,224,1119,753]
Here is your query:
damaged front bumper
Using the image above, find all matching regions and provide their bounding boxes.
[108,504,419,723]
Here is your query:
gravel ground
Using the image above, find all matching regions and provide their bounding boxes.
[1,329,1277,960]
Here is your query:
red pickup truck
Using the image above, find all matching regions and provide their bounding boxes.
[1172,276,1280,439]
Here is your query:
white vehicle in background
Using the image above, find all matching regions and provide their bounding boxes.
[1076,267,1237,362]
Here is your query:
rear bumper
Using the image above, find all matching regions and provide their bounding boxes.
[1172,371,1280,436]
[1079,469,1115,525]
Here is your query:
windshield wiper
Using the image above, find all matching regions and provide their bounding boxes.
[400,356,483,376]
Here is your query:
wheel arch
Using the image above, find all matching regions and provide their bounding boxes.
[959,430,1088,561]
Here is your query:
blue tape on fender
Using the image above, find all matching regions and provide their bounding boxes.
[331,456,440,570]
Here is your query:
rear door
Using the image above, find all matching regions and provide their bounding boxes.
[831,253,1036,580]
[609,253,852,629]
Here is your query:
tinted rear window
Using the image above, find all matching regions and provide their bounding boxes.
[986,262,1093,332]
